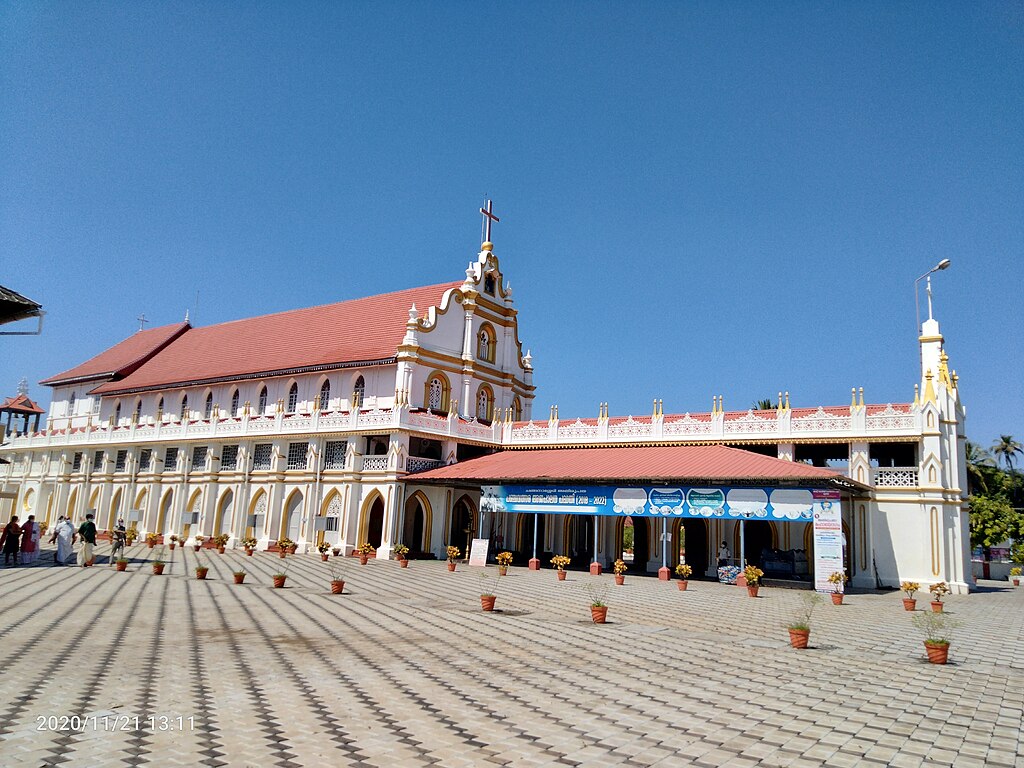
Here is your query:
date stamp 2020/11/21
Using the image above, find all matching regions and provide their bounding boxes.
[36,715,196,732]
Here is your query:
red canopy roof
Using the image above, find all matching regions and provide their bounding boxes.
[411,444,854,485]
[41,322,190,386]
[90,282,461,395]
[0,393,45,414]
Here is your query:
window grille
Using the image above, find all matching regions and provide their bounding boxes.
[253,444,273,470]
[353,376,365,406]
[191,446,208,471]
[319,380,331,410]
[204,394,213,419]
[324,440,347,469]
[230,390,240,416]
[134,400,142,421]
[92,451,104,471]
[115,450,128,472]
[221,445,239,471]
[72,452,82,471]
[287,442,308,470]
[164,447,178,472]
[114,403,122,424]
[287,383,299,414]
[140,449,152,472]
[258,387,268,414]
[68,392,76,416]
[180,396,189,420]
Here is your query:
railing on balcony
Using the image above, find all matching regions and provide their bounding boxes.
[361,456,389,472]
[873,467,919,488]
[406,457,444,474]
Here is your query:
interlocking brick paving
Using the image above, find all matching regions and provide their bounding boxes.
[1,543,1021,767]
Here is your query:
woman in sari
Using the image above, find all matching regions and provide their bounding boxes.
[20,515,39,564]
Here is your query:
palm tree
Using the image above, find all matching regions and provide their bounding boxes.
[753,398,775,410]
[992,435,1023,474]
[965,442,997,495]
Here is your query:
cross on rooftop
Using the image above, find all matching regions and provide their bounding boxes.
[479,199,499,244]
[137,314,148,331]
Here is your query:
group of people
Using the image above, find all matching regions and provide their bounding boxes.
[1,512,101,567]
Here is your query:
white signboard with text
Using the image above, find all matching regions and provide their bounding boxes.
[468,538,490,567]
[812,490,843,592]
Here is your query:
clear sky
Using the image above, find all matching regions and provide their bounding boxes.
[1,2,1021,449]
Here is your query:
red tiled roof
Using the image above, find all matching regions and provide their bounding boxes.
[91,282,462,395]
[40,323,190,386]
[0,393,45,414]
[411,444,847,484]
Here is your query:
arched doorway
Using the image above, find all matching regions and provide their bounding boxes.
[617,517,650,570]
[679,518,709,576]
[317,490,344,546]
[66,488,78,522]
[215,490,234,537]
[366,497,384,549]
[107,488,122,531]
[738,520,776,569]
[247,491,267,538]
[283,491,303,541]
[403,492,430,554]
[565,515,594,567]
[133,488,148,531]
[515,513,545,560]
[157,491,173,534]
[184,490,202,538]
[449,495,476,557]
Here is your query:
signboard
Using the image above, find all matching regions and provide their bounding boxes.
[481,484,826,521]
[313,517,339,532]
[812,490,843,592]
[182,512,200,525]
[245,514,262,527]
[127,509,142,522]
[468,538,489,567]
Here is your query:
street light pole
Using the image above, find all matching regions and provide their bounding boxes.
[914,259,951,335]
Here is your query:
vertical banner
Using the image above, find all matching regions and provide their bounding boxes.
[468,538,490,567]
[812,490,843,592]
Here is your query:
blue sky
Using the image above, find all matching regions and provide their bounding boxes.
[1,2,1021,449]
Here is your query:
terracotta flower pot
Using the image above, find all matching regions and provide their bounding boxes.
[614,574,625,585]
[330,579,345,594]
[931,601,944,613]
[677,580,689,591]
[557,570,566,581]
[279,550,287,559]
[152,563,165,575]
[590,605,608,624]
[903,598,916,611]
[147,541,155,548]
[747,585,759,598]
[788,629,810,649]
[332,549,340,557]
[169,543,176,550]
[399,559,409,568]
[288,545,298,554]
[924,641,949,664]
[194,545,201,552]
[246,548,254,556]
[480,595,496,612]
[115,561,128,572]
[218,546,225,554]
[831,593,843,605]
[321,554,329,562]
[1013,578,1020,586]
[498,566,508,576]
[195,568,208,580]
[273,575,287,588]
[447,562,456,572]
[233,573,246,584]
[360,555,370,566]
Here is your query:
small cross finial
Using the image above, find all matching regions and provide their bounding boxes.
[137,314,148,331]
[479,199,499,246]
[17,377,28,396]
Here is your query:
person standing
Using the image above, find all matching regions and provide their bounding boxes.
[77,513,97,567]
[1,516,22,566]
[717,540,731,566]
[52,516,75,565]
[109,518,127,565]
[20,514,39,564]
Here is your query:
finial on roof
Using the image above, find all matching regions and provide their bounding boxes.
[858,387,864,408]
[408,304,418,322]
[784,391,790,409]
[523,349,532,369]
[184,309,190,323]
[17,377,28,396]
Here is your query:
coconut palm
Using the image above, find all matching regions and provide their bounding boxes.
[992,435,1023,474]
[753,398,775,410]
[965,442,997,495]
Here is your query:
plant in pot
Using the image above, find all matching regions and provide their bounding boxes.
[145,532,159,549]
[241,536,258,555]
[317,541,332,561]
[446,545,461,571]
[743,565,764,597]
[929,581,951,612]
[331,546,341,557]
[193,535,205,552]
[585,582,609,623]
[357,542,376,565]
[912,610,960,664]
[612,558,627,585]
[276,538,294,559]
[827,571,847,604]
[125,526,138,546]
[115,557,129,572]
[168,534,178,551]
[551,554,570,580]
[393,543,410,567]
[232,568,247,584]
[675,563,692,591]
[272,560,290,589]
[327,560,345,594]
[786,592,823,648]
[1010,567,1021,587]
[195,552,209,580]
[900,581,920,611]
[479,573,498,611]
[496,550,513,576]
[214,533,230,553]
[152,556,166,575]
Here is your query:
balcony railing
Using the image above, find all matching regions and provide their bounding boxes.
[873,467,919,488]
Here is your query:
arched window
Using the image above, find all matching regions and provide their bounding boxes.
[179,395,189,421]
[319,380,331,411]
[477,324,496,363]
[353,376,365,407]
[476,385,494,423]
[511,396,522,422]
[114,402,121,424]
[424,373,449,413]
[157,396,164,414]
[203,393,214,419]
[258,386,268,415]
[134,399,142,422]
[230,389,240,417]
[286,383,299,414]
[68,391,76,416]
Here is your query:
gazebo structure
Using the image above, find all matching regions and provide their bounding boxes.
[1,390,45,438]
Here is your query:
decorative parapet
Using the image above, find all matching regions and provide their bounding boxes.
[874,467,920,487]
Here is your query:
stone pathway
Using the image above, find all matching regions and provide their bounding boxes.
[1,543,1022,767]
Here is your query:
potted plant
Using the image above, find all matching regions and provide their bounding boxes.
[168,534,178,551]
[900,581,920,611]
[195,553,209,580]
[145,532,159,549]
[272,561,290,588]
[929,581,951,612]
[332,546,341,557]
[827,571,847,605]
[193,535,205,552]
[586,583,609,623]
[446,545,461,571]
[613,558,627,585]
[479,573,498,611]
[214,533,230,553]
[787,592,823,648]
[288,541,298,554]
[393,543,410,567]
[125,526,138,546]
[242,536,258,555]
[743,565,764,597]
[152,558,166,575]
[551,554,570,580]
[115,557,129,572]
[233,569,246,584]
[357,542,376,565]
[1010,567,1021,587]
[277,538,294,559]
[328,561,345,594]
[912,610,960,664]
[675,563,692,591]
[317,541,331,561]
[496,550,513,576]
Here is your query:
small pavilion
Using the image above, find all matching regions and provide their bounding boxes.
[1,390,45,438]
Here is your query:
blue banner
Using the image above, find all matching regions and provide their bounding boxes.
[480,484,830,521]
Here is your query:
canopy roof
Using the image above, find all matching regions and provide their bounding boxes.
[0,393,45,415]
[412,444,864,489]
[0,285,43,325]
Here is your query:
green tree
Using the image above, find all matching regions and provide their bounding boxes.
[992,435,1023,474]
[965,442,998,495]
[968,492,1023,561]
[753,398,775,410]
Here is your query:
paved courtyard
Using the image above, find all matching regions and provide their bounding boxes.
[0,544,1021,768]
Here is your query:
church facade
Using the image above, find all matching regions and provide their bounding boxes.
[0,238,973,592]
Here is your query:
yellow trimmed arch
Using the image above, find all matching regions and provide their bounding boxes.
[246,489,268,538]
[157,489,173,533]
[403,490,433,552]
[214,489,234,536]
[66,488,78,521]
[358,490,385,545]
[107,488,123,531]
[423,370,452,413]
[281,488,304,540]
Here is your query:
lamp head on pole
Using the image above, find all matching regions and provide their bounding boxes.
[935,258,951,272]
